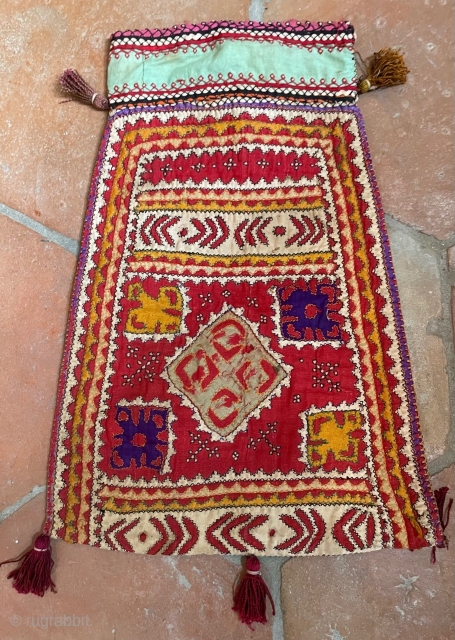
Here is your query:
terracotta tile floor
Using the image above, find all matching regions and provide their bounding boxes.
[0,1,453,639]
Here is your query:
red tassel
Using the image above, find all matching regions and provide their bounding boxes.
[431,486,452,564]
[232,556,275,628]
[0,534,56,596]
[59,69,109,110]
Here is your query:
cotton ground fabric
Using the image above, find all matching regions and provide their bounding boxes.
[47,21,444,556]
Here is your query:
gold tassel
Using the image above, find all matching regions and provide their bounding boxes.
[357,48,410,94]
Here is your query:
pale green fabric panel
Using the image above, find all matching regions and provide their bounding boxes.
[108,40,355,93]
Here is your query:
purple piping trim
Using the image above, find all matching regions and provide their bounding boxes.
[354,106,444,546]
[110,100,358,118]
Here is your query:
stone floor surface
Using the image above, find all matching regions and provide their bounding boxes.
[0,1,453,639]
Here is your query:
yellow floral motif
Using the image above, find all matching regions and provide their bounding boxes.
[126,283,182,335]
[307,410,362,467]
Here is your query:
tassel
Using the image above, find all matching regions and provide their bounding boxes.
[0,534,56,597]
[357,48,410,94]
[431,486,452,564]
[59,69,109,110]
[232,555,275,628]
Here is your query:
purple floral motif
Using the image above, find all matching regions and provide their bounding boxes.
[278,281,341,342]
[111,404,168,471]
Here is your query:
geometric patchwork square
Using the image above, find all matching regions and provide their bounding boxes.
[125,282,183,338]
[306,409,364,470]
[277,280,342,342]
[111,401,169,473]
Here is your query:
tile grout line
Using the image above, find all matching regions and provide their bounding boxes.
[264,557,286,640]
[0,202,80,256]
[248,0,270,22]
[428,230,455,475]
[385,213,455,475]
[0,485,46,525]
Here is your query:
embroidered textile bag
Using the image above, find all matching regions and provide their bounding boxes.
[2,20,449,626]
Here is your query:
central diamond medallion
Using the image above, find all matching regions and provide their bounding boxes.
[167,311,286,437]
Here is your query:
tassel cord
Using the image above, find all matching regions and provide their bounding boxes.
[59,69,109,110]
[357,48,409,94]
[0,551,31,568]
[431,487,452,563]
[441,497,453,533]
[232,556,275,628]
[245,572,275,616]
[0,534,56,597]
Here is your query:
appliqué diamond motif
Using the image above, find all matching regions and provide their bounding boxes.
[167,311,286,437]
